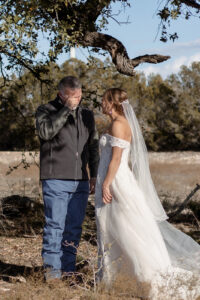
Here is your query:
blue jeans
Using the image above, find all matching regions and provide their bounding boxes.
[42,179,89,279]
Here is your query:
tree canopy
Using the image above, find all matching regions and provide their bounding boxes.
[0,0,200,81]
[0,58,199,151]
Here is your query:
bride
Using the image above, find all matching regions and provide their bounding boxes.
[95,88,200,299]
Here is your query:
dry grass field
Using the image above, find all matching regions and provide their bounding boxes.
[149,152,200,203]
[0,151,200,299]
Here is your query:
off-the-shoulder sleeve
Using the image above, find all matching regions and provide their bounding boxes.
[108,135,130,149]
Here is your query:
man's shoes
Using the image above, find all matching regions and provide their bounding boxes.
[62,271,75,278]
[44,267,62,284]
[62,271,84,285]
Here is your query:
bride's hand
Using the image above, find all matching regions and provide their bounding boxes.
[102,182,112,204]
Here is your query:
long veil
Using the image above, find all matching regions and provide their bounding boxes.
[122,100,167,222]
[122,100,200,272]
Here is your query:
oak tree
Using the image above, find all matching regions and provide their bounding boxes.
[1,0,199,81]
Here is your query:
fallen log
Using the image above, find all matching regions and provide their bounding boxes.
[168,183,200,220]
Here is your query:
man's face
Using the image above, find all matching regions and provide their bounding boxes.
[59,88,82,109]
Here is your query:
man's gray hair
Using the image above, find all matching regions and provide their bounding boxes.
[58,76,82,91]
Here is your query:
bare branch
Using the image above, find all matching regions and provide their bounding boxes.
[82,32,170,76]
[0,48,51,85]
[109,14,131,26]
[168,184,200,219]
[190,210,200,228]
[131,54,171,67]
[181,0,200,10]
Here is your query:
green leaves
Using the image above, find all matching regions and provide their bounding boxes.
[0,57,199,151]
[158,0,200,42]
[0,0,128,72]
[158,7,171,21]
[0,0,199,88]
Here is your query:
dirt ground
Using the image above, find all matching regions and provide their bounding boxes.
[0,151,200,299]
[0,195,200,299]
[0,151,200,201]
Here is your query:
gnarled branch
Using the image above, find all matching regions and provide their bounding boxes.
[168,183,200,219]
[181,0,200,10]
[46,0,170,76]
[0,48,51,84]
[82,31,170,76]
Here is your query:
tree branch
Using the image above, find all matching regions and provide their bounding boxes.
[168,183,200,219]
[46,0,112,33]
[81,0,112,23]
[0,49,51,85]
[181,0,200,10]
[82,32,170,76]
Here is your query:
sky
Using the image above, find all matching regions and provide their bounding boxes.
[46,0,200,79]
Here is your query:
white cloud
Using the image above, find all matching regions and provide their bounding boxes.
[138,52,200,78]
[140,38,200,56]
[161,39,200,55]
[187,52,200,64]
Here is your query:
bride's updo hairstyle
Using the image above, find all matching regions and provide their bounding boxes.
[103,88,128,115]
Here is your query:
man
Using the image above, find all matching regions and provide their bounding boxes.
[35,76,99,281]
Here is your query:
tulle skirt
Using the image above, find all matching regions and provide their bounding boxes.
[95,165,200,299]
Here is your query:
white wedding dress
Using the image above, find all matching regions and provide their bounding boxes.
[95,133,200,300]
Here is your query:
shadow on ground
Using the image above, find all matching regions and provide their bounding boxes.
[0,195,44,236]
[0,195,97,240]
[0,260,42,279]
[0,194,199,283]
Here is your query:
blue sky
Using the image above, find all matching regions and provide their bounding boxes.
[48,1,200,78]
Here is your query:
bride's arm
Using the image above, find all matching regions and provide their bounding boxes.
[102,121,126,204]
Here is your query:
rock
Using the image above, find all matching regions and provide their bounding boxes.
[8,275,26,284]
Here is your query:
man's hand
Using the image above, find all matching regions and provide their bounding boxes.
[59,88,82,110]
[64,97,78,110]
[89,177,96,194]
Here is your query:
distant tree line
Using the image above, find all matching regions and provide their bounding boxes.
[0,58,199,151]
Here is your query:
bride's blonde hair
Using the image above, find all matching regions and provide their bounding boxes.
[103,88,128,115]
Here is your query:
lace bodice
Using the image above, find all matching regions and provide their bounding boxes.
[101,133,130,148]
[95,134,130,212]
[100,133,130,159]
[99,133,130,174]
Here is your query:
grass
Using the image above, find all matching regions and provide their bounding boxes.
[1,269,148,300]
[0,191,200,299]
[150,162,200,203]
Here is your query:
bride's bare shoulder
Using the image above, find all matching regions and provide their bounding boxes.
[111,117,131,142]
